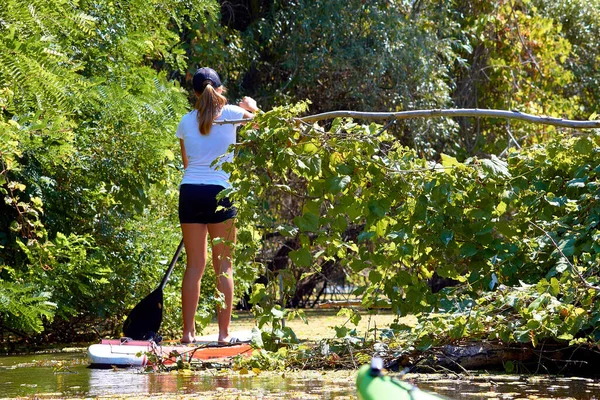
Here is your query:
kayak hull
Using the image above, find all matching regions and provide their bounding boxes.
[356,365,446,400]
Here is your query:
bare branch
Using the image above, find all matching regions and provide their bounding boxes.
[298,109,600,129]
[214,108,600,129]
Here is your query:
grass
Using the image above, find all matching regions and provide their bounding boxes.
[199,309,398,342]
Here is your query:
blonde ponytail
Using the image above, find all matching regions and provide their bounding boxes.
[195,82,228,135]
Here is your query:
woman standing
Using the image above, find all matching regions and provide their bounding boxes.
[176,67,257,344]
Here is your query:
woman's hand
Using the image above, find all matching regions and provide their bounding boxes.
[239,96,258,113]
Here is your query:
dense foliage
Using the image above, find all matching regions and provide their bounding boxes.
[240,0,599,156]
[229,107,600,352]
[1,0,600,358]
[0,0,221,341]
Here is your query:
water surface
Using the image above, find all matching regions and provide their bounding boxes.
[2,351,600,399]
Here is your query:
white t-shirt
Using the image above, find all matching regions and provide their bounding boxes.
[176,105,246,188]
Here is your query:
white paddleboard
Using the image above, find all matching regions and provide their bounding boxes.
[88,329,254,367]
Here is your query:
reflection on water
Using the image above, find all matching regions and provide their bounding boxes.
[86,369,321,396]
[2,351,600,399]
[0,351,355,399]
[406,374,600,400]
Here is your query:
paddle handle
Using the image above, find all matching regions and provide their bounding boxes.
[159,239,184,291]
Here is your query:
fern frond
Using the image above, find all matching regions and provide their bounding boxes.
[70,12,97,36]
[0,46,77,113]
[0,279,56,334]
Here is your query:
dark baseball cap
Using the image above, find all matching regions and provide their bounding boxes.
[193,67,222,91]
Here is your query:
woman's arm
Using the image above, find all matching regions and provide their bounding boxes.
[179,139,188,170]
[239,96,258,119]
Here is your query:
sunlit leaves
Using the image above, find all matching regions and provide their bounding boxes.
[0,0,222,337]
[229,103,600,350]
[0,281,56,334]
[480,155,510,179]
[325,175,351,195]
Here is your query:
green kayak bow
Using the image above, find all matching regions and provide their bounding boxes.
[356,358,447,400]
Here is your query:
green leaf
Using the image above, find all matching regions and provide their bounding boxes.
[574,138,593,155]
[271,307,285,319]
[332,214,348,232]
[416,336,433,351]
[289,247,312,267]
[164,149,174,160]
[368,270,382,283]
[526,319,541,330]
[294,213,320,232]
[441,230,454,246]
[555,259,570,273]
[336,163,354,175]
[0,282,56,334]
[344,201,363,220]
[566,178,586,188]
[373,218,389,238]
[545,194,567,207]
[276,224,299,237]
[494,201,507,216]
[325,175,351,194]
[368,200,389,218]
[358,231,375,242]
[515,329,531,343]
[528,294,549,311]
[549,277,560,296]
[480,155,510,178]
[296,159,308,170]
[504,360,515,373]
[337,307,362,325]
[335,326,349,338]
[251,327,264,348]
[306,157,322,176]
[460,242,478,257]
[441,154,460,168]
[249,284,267,305]
[556,238,576,258]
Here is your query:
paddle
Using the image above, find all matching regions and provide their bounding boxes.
[122,239,184,340]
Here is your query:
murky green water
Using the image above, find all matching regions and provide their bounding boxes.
[2,351,600,399]
[0,351,355,399]
[414,374,600,400]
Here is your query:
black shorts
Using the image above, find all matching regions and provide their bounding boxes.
[178,184,237,224]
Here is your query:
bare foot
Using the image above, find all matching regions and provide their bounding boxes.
[218,334,233,344]
[181,332,196,344]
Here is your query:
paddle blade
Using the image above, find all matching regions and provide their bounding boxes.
[122,288,163,340]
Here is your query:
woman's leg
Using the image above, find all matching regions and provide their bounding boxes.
[207,218,236,343]
[181,223,208,343]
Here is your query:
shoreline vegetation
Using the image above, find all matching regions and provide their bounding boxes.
[4,309,600,378]
[184,310,600,377]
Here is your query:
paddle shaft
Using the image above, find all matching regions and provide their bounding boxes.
[159,239,184,291]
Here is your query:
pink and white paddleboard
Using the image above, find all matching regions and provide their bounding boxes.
[87,330,254,367]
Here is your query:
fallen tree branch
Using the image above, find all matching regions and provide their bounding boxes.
[298,109,600,129]
[214,108,600,129]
